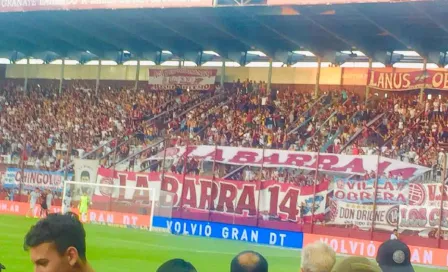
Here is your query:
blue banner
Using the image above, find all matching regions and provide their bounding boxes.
[2,168,73,191]
[152,216,304,249]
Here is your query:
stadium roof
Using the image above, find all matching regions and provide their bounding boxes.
[1,0,448,66]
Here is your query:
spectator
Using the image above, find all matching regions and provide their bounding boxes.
[157,259,197,272]
[331,256,381,272]
[301,241,336,272]
[377,240,415,272]
[391,229,399,240]
[230,250,268,272]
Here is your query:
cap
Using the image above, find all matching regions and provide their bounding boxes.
[376,240,415,272]
[156,259,197,272]
[331,256,381,272]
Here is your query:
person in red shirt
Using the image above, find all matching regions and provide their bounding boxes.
[352,144,359,155]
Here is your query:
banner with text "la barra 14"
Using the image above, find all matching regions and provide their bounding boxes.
[95,168,331,232]
[148,68,217,91]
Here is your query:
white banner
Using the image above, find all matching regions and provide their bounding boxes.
[331,201,398,230]
[148,68,217,91]
[333,178,409,205]
[147,145,430,178]
[73,159,99,198]
[399,183,448,231]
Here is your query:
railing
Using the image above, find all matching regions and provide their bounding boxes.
[339,112,385,153]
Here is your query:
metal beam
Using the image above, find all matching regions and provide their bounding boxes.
[198,16,276,58]
[12,19,87,56]
[239,9,322,55]
[55,19,124,54]
[95,16,181,56]
[0,24,45,54]
[410,2,448,54]
[297,7,374,57]
[145,14,203,51]
[148,12,232,59]
[352,5,425,55]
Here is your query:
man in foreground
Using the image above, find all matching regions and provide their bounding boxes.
[157,259,197,272]
[377,239,415,272]
[230,250,268,272]
[301,241,336,272]
[24,212,95,272]
[331,256,381,272]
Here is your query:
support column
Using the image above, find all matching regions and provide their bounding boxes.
[24,57,29,93]
[315,57,322,97]
[134,60,140,92]
[366,58,373,102]
[58,58,65,95]
[419,58,427,103]
[95,60,102,95]
[220,61,226,87]
[267,59,273,94]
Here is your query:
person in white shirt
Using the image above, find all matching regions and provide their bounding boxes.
[390,229,399,240]
[62,192,72,214]
[46,190,54,212]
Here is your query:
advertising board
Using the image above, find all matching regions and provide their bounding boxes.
[152,216,304,249]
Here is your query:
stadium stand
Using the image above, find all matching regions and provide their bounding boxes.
[0,78,445,182]
[2,3,448,270]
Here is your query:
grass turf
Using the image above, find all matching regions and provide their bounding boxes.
[0,215,445,271]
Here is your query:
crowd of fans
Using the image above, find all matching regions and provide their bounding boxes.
[0,78,447,183]
[0,79,219,171]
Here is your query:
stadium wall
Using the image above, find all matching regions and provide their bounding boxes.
[9,65,446,85]
[8,65,448,97]
[4,64,347,84]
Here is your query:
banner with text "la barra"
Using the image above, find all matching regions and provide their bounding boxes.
[368,70,448,91]
[148,68,217,91]
[146,145,430,178]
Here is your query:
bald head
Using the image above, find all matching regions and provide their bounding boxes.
[230,251,268,272]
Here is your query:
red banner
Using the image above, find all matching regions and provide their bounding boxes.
[368,70,448,91]
[304,234,448,268]
[148,68,217,91]
[0,200,151,228]
[0,0,213,12]
[96,168,331,231]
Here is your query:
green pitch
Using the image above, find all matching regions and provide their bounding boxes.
[0,215,445,272]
